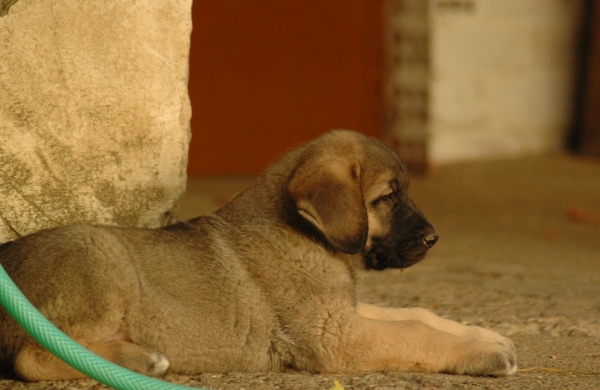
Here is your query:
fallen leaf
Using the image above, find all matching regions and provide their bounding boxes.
[565,207,600,224]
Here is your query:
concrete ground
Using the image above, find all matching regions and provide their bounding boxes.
[2,153,599,389]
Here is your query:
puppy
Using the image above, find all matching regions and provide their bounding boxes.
[0,130,516,381]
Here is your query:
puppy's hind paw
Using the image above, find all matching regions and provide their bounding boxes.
[88,340,171,377]
[145,352,170,376]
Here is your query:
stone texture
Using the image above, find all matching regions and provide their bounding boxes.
[0,0,192,243]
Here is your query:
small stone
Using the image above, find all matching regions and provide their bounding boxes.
[568,328,589,337]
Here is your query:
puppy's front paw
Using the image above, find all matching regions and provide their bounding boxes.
[453,338,517,376]
[464,326,516,355]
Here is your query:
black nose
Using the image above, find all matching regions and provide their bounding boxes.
[422,233,439,248]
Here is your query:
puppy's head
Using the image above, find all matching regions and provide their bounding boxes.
[287,130,437,270]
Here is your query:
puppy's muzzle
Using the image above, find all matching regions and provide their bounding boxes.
[421,227,439,249]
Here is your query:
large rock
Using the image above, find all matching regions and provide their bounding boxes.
[0,0,192,243]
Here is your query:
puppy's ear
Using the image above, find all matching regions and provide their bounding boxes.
[288,161,368,254]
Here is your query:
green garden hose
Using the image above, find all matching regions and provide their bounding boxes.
[0,263,206,390]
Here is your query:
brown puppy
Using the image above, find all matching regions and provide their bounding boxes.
[0,130,516,381]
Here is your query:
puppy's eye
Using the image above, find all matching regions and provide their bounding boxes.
[374,192,396,206]
[380,193,393,202]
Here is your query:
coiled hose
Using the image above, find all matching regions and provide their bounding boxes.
[0,263,205,389]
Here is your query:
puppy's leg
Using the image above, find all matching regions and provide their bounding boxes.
[87,340,170,377]
[14,343,86,381]
[328,315,516,376]
[14,340,169,381]
[357,303,515,359]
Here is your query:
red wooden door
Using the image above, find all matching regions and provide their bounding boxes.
[187,0,383,175]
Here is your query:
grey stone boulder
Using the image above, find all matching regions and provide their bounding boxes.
[0,0,192,243]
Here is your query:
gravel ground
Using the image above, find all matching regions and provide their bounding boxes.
[1,154,599,389]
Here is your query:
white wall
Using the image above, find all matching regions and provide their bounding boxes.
[429,0,583,164]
